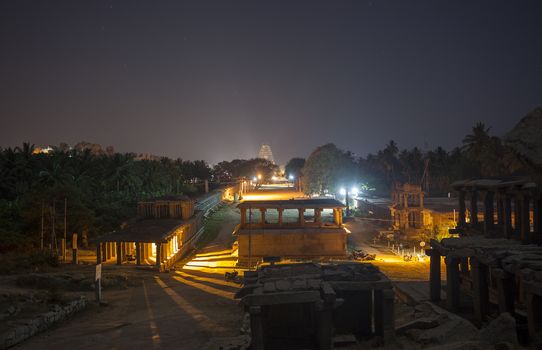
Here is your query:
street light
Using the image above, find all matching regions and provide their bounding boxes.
[351,186,359,196]
[288,174,294,181]
[340,186,358,216]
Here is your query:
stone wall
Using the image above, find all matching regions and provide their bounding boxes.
[237,229,347,258]
[0,297,87,349]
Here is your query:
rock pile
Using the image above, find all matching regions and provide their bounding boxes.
[395,302,519,350]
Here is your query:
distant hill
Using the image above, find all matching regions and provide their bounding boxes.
[505,107,542,166]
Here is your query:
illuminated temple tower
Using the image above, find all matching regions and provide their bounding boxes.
[258,144,275,163]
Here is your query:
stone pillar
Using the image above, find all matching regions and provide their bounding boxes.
[374,289,395,339]
[496,193,504,230]
[240,209,246,226]
[249,306,265,350]
[299,208,305,226]
[259,208,266,225]
[135,242,141,265]
[492,268,515,315]
[471,257,489,322]
[458,190,466,226]
[101,243,107,262]
[526,290,542,342]
[427,249,441,301]
[514,196,522,238]
[316,300,333,350]
[315,208,322,226]
[504,196,512,238]
[155,243,161,267]
[445,256,461,311]
[96,243,101,265]
[116,242,122,265]
[470,190,478,226]
[483,191,494,235]
[277,208,283,226]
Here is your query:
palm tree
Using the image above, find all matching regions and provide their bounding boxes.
[462,122,491,159]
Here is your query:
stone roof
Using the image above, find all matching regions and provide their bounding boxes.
[450,177,533,190]
[237,198,345,209]
[96,218,190,243]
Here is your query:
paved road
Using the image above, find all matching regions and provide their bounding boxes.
[18,206,244,350]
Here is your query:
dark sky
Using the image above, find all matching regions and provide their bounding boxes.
[1,1,541,165]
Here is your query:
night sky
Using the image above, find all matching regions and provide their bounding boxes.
[1,1,541,165]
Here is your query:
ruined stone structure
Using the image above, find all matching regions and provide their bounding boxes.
[237,263,394,349]
[390,183,425,234]
[389,183,458,239]
[235,199,348,265]
[258,144,275,164]
[450,178,540,241]
[96,195,202,271]
[427,177,542,344]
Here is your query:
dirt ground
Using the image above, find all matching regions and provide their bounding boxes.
[15,204,244,350]
[344,218,431,281]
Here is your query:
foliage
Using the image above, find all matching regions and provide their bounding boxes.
[304,122,527,197]
[284,157,305,179]
[0,250,59,275]
[303,144,357,195]
[0,143,212,252]
[212,158,279,182]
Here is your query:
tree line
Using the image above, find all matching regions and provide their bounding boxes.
[289,122,526,197]
[0,143,212,252]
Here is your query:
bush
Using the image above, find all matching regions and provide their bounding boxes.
[0,250,59,275]
[27,250,60,268]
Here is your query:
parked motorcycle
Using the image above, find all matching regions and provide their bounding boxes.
[349,249,376,261]
[224,270,243,284]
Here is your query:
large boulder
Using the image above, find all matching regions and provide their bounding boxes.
[479,312,518,347]
[415,313,479,345]
[505,107,542,165]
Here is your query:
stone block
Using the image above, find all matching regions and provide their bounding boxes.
[275,280,291,291]
[396,316,440,334]
[263,282,276,293]
[479,313,518,346]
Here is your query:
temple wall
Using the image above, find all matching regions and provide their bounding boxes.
[237,230,347,258]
